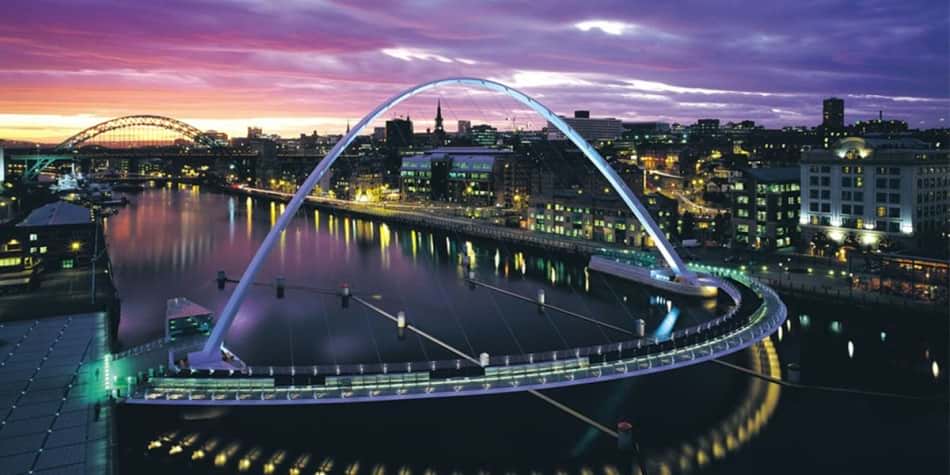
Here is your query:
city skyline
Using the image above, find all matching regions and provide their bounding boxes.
[1,0,948,142]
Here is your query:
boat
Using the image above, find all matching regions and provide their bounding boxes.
[112,182,145,192]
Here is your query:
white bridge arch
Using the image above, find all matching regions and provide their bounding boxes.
[193,77,694,362]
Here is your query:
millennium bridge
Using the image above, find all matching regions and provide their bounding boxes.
[72,78,788,410]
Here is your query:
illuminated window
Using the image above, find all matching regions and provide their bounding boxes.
[0,257,22,267]
[29,233,37,242]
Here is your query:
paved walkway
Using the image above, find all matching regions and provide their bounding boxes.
[0,313,113,475]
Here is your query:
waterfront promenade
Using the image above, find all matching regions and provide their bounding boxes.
[224,185,946,315]
[0,313,114,474]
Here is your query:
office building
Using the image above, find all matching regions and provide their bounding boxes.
[731,167,801,250]
[457,120,472,137]
[822,98,845,129]
[386,117,414,149]
[15,201,97,271]
[547,111,623,142]
[854,113,908,135]
[471,125,498,147]
[800,137,949,256]
[694,119,720,137]
[399,147,514,206]
[822,97,846,149]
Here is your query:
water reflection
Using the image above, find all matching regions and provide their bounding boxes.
[107,188,722,367]
[111,187,948,474]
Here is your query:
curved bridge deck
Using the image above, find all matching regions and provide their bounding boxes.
[123,272,786,406]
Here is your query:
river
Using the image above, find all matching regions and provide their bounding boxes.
[107,185,947,474]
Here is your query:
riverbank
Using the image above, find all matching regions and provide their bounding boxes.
[0,244,122,349]
[223,184,614,257]
[219,184,947,317]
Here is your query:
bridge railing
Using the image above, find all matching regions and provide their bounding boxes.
[132,291,782,403]
[144,271,773,391]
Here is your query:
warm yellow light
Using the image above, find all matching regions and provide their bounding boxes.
[70,241,81,251]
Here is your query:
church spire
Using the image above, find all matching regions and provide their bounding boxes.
[433,99,445,146]
[435,99,444,131]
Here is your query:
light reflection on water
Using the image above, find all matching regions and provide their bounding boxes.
[111,185,947,474]
[107,186,716,367]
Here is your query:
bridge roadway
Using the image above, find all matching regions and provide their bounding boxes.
[121,269,786,406]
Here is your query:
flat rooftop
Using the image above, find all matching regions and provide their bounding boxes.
[17,201,93,228]
[0,313,112,474]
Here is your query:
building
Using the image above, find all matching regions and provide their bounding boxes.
[399,147,514,206]
[799,137,949,257]
[247,126,263,139]
[547,111,624,142]
[432,100,446,147]
[526,167,672,247]
[15,201,97,271]
[528,190,645,245]
[203,130,229,145]
[372,127,386,142]
[854,113,908,135]
[0,234,41,291]
[694,119,721,138]
[447,155,496,206]
[823,98,845,129]
[471,125,498,147]
[821,97,846,149]
[457,120,472,137]
[623,122,671,135]
[730,167,801,250]
[399,155,448,201]
[385,117,414,149]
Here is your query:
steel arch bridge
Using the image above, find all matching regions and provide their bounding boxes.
[55,114,217,151]
[192,77,702,367]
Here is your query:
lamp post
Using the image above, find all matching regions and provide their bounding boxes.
[90,208,100,304]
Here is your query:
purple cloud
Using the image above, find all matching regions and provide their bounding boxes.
[1,0,947,141]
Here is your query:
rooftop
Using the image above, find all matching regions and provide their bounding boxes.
[427,146,511,156]
[741,167,799,183]
[16,201,92,227]
[449,155,496,171]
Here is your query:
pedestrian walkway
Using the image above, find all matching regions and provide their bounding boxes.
[0,313,113,474]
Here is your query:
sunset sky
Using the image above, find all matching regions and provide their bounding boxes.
[1,0,948,143]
